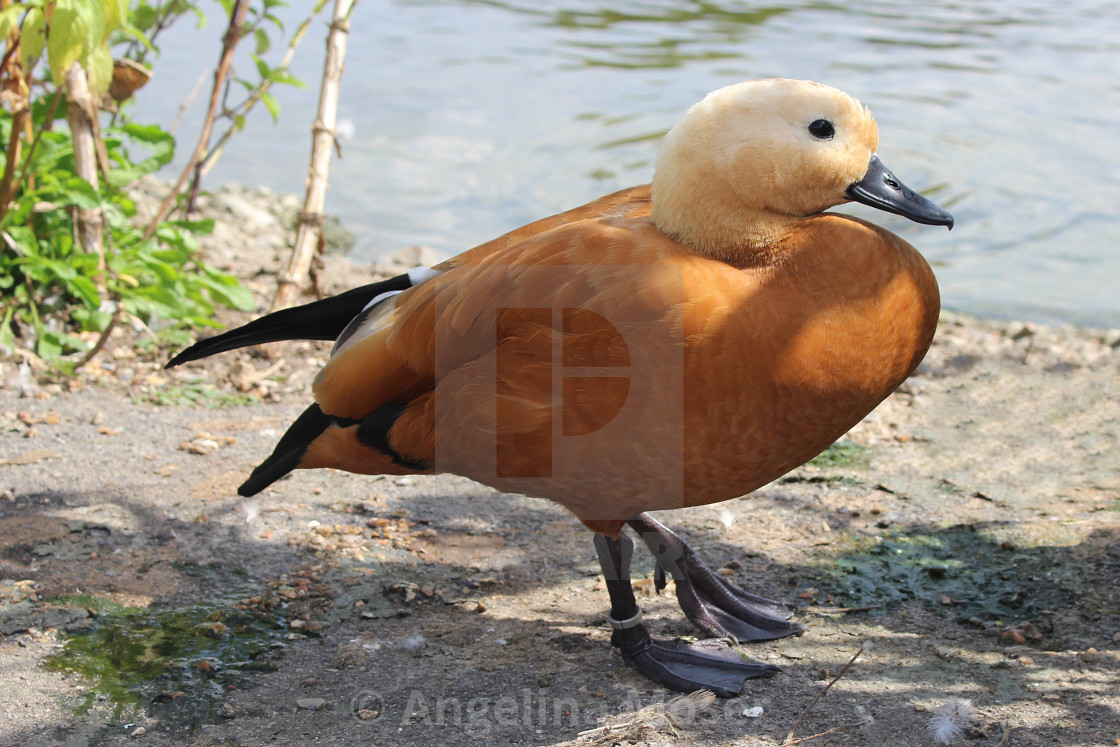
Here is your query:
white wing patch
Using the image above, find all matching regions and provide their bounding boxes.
[330,266,443,359]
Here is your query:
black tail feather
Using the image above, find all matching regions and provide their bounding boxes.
[166,273,413,368]
[238,403,351,496]
[356,403,432,470]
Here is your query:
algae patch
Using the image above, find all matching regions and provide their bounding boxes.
[45,593,290,718]
[825,527,1076,622]
[808,439,870,470]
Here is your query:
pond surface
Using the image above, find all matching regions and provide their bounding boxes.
[134,0,1120,327]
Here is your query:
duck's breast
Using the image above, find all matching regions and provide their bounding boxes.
[680,213,939,505]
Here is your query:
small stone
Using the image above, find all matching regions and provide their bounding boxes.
[1019,656,1035,666]
[1101,329,1120,348]
[218,702,235,719]
[90,412,104,426]
[742,706,763,718]
[475,601,488,613]
[97,426,119,436]
[1005,321,1035,340]
[296,697,327,710]
[1002,630,1027,644]
[1112,631,1120,643]
[195,622,228,637]
[130,726,147,738]
[356,709,379,720]
[935,647,956,659]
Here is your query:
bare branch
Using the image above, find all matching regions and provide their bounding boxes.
[781,644,868,745]
[141,0,251,241]
[271,0,356,311]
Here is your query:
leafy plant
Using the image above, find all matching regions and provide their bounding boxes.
[0,100,254,359]
[0,0,318,364]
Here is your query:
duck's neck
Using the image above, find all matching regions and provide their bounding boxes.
[650,171,798,268]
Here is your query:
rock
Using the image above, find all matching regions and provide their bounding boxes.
[218,702,235,719]
[374,245,449,276]
[296,698,327,711]
[742,706,763,718]
[356,708,380,720]
[215,191,277,232]
[130,727,146,738]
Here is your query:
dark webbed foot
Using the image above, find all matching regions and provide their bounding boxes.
[628,513,805,642]
[611,614,779,697]
[594,532,778,697]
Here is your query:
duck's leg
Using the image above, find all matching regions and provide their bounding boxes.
[627,513,805,642]
[593,532,778,697]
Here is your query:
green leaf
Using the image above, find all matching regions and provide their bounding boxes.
[119,122,176,172]
[72,307,114,332]
[47,0,106,87]
[104,0,129,35]
[253,27,270,55]
[19,8,46,70]
[250,52,270,81]
[199,269,254,310]
[66,274,102,308]
[86,40,113,96]
[260,91,280,122]
[4,226,39,255]
[267,68,306,88]
[0,4,29,41]
[170,218,215,235]
[37,333,61,359]
[120,122,175,147]
[57,177,102,209]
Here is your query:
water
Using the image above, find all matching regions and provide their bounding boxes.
[133,0,1120,327]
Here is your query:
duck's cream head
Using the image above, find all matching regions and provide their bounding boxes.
[650,78,952,262]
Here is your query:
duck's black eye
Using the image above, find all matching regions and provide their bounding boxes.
[808,119,835,140]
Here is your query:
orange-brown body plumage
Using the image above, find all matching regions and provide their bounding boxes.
[168,78,953,695]
[300,199,938,537]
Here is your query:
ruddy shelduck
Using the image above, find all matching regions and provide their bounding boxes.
[169,78,953,696]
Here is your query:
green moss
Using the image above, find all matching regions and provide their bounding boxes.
[46,593,289,718]
[138,379,259,408]
[824,527,1074,621]
[808,439,870,470]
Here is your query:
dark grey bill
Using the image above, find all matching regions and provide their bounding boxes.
[846,155,954,229]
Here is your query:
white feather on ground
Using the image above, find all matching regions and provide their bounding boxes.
[928,698,976,744]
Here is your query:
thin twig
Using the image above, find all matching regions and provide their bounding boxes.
[782,644,867,745]
[171,68,209,136]
[997,721,1012,747]
[141,0,250,240]
[806,605,883,614]
[73,305,121,370]
[780,721,868,746]
[198,0,330,180]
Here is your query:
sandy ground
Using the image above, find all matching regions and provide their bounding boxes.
[1,185,1118,746]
